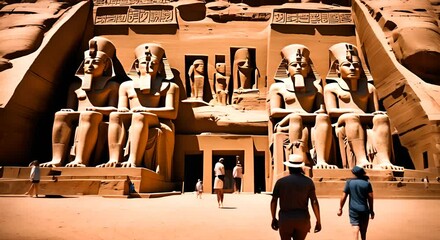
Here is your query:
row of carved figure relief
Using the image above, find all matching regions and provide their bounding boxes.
[186,48,259,106]
[268,43,403,170]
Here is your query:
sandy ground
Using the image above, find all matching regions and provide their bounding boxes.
[0,193,439,240]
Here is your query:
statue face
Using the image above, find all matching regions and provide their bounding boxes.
[287,59,310,78]
[84,56,107,78]
[195,63,204,73]
[137,57,160,76]
[216,63,225,74]
[338,60,361,81]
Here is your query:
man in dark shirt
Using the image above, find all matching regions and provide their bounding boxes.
[337,166,375,240]
[270,154,322,240]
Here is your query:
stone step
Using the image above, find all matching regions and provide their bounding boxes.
[315,180,440,199]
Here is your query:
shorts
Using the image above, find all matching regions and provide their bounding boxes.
[213,176,224,189]
[349,210,369,226]
[32,180,40,183]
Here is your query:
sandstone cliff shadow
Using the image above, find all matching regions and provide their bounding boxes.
[271,25,315,35]
[316,25,355,36]
[130,25,178,34]
[177,2,206,22]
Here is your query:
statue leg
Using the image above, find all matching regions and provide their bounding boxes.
[313,114,336,169]
[122,112,159,168]
[287,114,308,163]
[153,121,174,181]
[339,114,372,168]
[41,111,79,167]
[66,111,103,167]
[371,114,403,170]
[98,112,130,168]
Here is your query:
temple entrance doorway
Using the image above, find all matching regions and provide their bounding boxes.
[212,151,243,193]
[254,153,266,193]
[183,154,203,193]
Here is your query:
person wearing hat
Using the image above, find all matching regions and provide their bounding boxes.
[232,156,243,193]
[337,166,374,240]
[214,158,225,207]
[268,44,334,169]
[100,43,179,178]
[323,42,403,171]
[270,154,322,240]
[40,36,122,167]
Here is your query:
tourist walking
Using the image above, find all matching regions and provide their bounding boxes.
[233,156,243,193]
[195,179,203,199]
[25,160,41,197]
[270,154,322,240]
[337,166,374,240]
[213,158,225,208]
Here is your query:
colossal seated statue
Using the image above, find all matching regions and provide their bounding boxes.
[212,62,230,105]
[268,44,334,169]
[40,36,120,167]
[187,59,205,100]
[98,43,179,180]
[323,42,403,170]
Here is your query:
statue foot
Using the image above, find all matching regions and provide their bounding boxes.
[65,161,86,167]
[313,162,338,169]
[375,163,404,171]
[120,161,136,168]
[357,160,373,169]
[40,161,61,167]
[96,161,119,168]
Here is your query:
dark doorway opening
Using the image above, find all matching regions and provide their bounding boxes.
[184,154,203,193]
[254,154,266,193]
[212,152,243,193]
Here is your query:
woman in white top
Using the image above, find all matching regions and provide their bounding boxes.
[25,160,41,197]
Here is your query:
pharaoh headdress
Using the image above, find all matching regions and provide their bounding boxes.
[274,44,321,91]
[326,43,372,90]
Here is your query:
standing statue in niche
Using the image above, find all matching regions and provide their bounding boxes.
[268,44,334,169]
[40,36,120,167]
[188,59,205,100]
[323,43,403,170]
[212,62,230,105]
[98,43,179,180]
[232,48,259,94]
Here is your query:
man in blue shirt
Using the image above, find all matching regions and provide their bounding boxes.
[338,166,375,240]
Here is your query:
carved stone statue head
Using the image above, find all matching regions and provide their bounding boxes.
[78,36,116,91]
[131,43,166,93]
[234,48,250,68]
[330,43,361,81]
[216,62,226,75]
[281,44,311,90]
[192,59,204,74]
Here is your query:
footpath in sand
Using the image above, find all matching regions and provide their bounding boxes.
[0,193,439,240]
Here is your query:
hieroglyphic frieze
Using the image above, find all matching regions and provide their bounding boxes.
[93,0,173,7]
[272,10,353,25]
[95,5,175,25]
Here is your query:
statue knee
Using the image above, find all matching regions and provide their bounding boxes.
[315,114,330,124]
[288,114,302,123]
[79,111,103,125]
[132,112,156,126]
[373,114,390,126]
[339,113,361,126]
